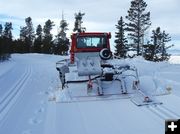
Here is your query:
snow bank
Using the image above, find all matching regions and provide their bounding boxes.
[169,56,180,64]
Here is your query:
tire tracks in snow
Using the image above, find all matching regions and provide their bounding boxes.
[0,65,32,122]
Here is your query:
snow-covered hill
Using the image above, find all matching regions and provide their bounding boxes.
[0,54,180,134]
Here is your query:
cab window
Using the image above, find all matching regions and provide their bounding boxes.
[77,36,107,48]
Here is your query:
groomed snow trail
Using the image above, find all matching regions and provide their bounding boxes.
[0,54,180,134]
[0,54,62,134]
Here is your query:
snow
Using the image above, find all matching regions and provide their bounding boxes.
[0,53,180,134]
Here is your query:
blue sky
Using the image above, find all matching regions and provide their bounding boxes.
[0,0,180,50]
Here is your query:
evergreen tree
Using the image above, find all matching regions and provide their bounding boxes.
[42,19,54,54]
[54,15,69,55]
[114,16,128,58]
[13,39,25,53]
[19,17,35,53]
[0,22,13,60]
[126,0,151,56]
[3,22,13,52]
[19,26,27,53]
[34,24,43,53]
[0,24,2,59]
[0,24,3,36]
[143,27,172,61]
[3,22,13,39]
[161,30,171,60]
[143,27,161,61]
[20,26,27,40]
[73,11,86,33]
[25,17,35,52]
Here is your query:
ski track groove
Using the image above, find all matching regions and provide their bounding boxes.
[161,105,180,117]
[146,105,180,120]
[147,63,180,121]
[0,65,32,121]
[146,106,167,120]
[156,105,180,119]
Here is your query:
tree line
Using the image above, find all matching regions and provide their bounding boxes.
[0,16,70,61]
[0,0,173,62]
[0,11,88,61]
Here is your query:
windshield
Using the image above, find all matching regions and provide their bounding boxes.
[77,36,107,48]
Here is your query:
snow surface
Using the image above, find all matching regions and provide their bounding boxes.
[0,53,180,134]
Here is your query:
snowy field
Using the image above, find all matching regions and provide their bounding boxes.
[0,53,180,134]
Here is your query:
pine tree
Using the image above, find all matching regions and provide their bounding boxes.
[19,17,35,53]
[126,0,151,56]
[0,24,3,59]
[143,27,172,61]
[19,26,27,53]
[161,30,171,60]
[42,19,54,54]
[25,17,35,52]
[20,26,27,40]
[12,39,25,53]
[34,24,43,53]
[3,22,13,39]
[1,22,13,60]
[0,24,3,36]
[143,27,161,60]
[57,17,68,41]
[54,15,69,55]
[114,16,128,58]
[73,11,86,33]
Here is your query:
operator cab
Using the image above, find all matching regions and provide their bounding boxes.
[77,35,107,49]
[70,32,112,63]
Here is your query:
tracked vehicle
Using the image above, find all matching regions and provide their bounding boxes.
[56,32,167,106]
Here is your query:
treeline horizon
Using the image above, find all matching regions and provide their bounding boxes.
[0,0,173,62]
[0,15,70,61]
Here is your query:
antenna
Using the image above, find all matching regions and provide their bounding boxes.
[62,10,64,20]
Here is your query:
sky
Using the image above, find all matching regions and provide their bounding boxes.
[0,0,180,50]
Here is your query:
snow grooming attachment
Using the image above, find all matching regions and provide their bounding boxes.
[130,89,163,106]
[130,76,166,106]
[55,32,166,106]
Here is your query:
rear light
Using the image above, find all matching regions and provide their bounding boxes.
[70,52,74,64]
[108,32,111,38]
